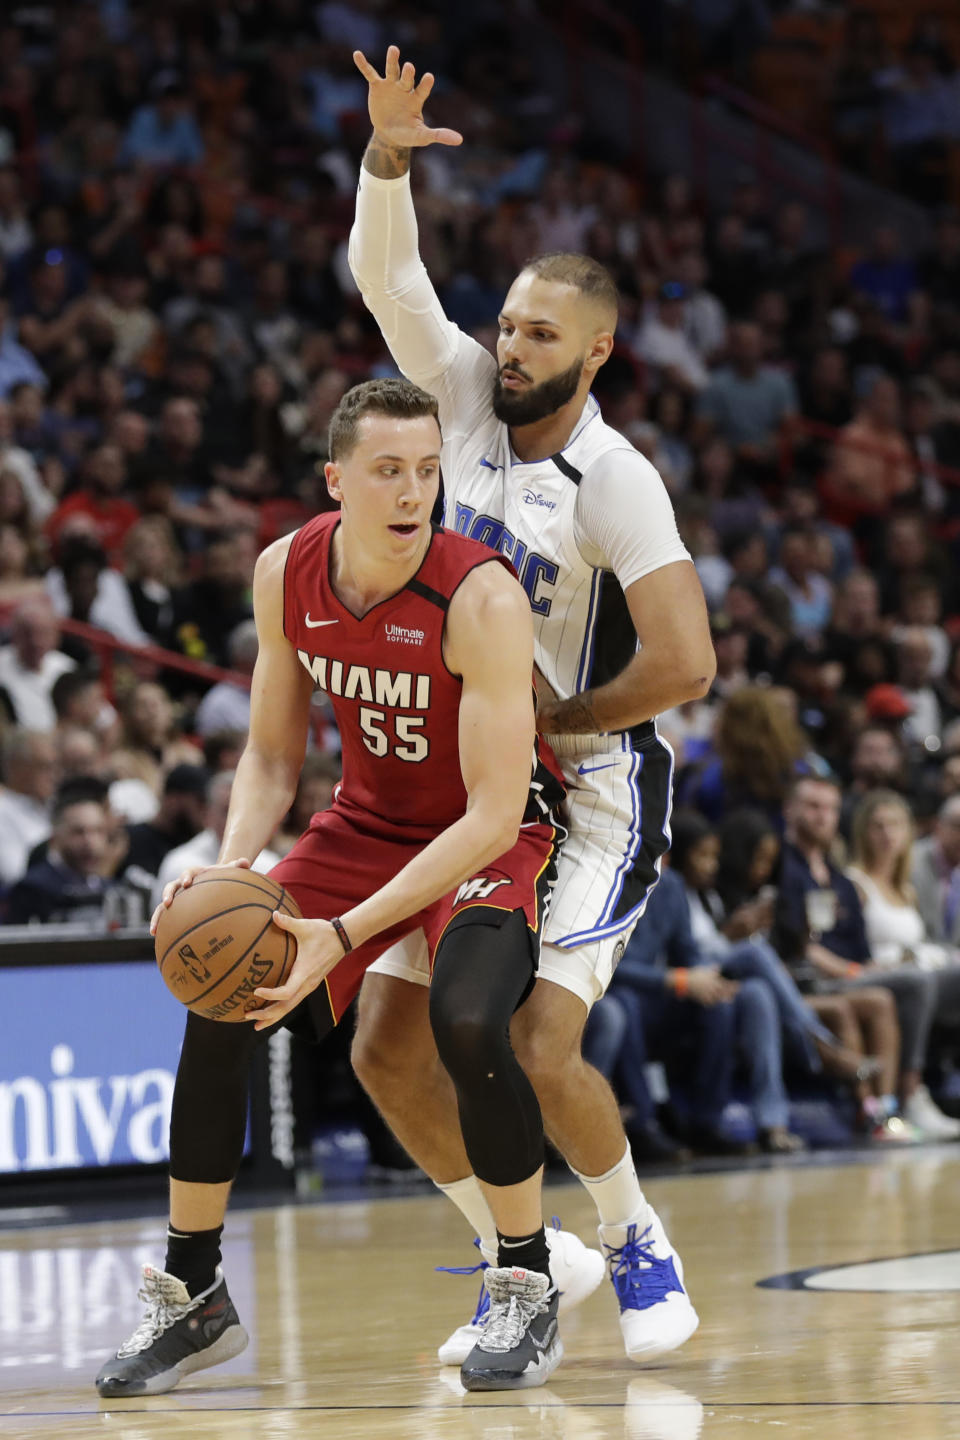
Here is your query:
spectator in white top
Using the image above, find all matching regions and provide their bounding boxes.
[896,627,942,746]
[891,573,950,679]
[194,619,257,737]
[0,728,57,883]
[152,769,281,908]
[0,597,75,730]
[636,281,710,393]
[528,170,596,255]
[0,166,32,260]
[0,399,55,526]
[45,536,149,649]
[676,250,727,363]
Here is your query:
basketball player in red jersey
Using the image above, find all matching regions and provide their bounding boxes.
[96,379,570,1397]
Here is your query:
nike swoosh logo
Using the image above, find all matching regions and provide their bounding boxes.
[577,761,619,775]
[304,615,338,628]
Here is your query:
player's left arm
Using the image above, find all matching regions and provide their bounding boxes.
[251,564,536,1029]
[537,450,716,735]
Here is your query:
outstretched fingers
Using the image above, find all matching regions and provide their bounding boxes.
[384,43,401,81]
[427,125,464,147]
[352,49,380,82]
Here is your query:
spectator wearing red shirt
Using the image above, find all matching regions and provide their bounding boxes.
[46,442,139,564]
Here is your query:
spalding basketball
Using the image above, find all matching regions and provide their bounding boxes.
[155,869,301,1022]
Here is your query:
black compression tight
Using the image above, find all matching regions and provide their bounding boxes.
[169,1012,259,1184]
[169,911,544,1189]
[428,909,544,1188]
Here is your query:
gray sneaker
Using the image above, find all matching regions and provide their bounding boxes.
[460,1266,562,1391]
[95,1265,248,1397]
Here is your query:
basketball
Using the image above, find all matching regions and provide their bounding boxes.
[155,869,301,1022]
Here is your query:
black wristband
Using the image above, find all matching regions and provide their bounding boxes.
[330,916,353,954]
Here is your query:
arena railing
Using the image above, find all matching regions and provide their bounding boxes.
[0,607,251,706]
[553,1,927,252]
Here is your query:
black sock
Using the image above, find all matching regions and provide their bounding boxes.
[497,1227,550,1278]
[164,1224,223,1298]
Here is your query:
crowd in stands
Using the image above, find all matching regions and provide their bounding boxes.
[635,3,960,211]
[3,1,960,1166]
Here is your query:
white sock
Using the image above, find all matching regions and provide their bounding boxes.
[572,1143,649,1231]
[435,1175,497,1259]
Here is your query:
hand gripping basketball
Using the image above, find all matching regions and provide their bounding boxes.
[247,911,348,1031]
[149,857,251,936]
[353,45,463,150]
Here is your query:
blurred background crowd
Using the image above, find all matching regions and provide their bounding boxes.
[3,0,960,1172]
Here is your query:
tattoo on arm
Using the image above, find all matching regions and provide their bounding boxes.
[363,135,412,179]
[540,690,600,736]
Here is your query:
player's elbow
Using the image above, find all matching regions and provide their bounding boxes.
[475,808,524,868]
[490,817,524,864]
[672,628,716,702]
[681,653,716,702]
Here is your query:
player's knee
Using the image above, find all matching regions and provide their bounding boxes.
[512,1001,584,1094]
[513,1028,579,1107]
[350,1021,406,1096]
[352,977,430,1092]
[430,994,506,1082]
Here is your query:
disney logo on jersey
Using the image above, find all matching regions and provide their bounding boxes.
[452,502,558,617]
[385,622,425,646]
[521,489,557,513]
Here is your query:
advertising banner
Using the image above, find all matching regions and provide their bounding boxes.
[0,962,185,1174]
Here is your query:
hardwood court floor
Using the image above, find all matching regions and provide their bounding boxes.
[3,1149,960,1439]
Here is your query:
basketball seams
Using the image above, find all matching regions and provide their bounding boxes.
[180,908,278,1007]
[158,900,277,971]
[157,882,300,970]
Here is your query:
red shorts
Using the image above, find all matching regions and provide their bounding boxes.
[269,803,560,1036]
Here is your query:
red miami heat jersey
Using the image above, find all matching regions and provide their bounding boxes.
[282,513,564,836]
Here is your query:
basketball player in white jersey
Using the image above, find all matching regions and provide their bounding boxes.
[348,47,716,1364]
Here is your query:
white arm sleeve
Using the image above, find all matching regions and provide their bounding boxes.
[347,170,496,436]
[573,445,691,589]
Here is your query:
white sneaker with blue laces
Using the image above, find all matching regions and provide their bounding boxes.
[600,1208,699,1361]
[437,1223,605,1366]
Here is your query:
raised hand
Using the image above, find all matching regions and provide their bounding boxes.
[354,45,463,153]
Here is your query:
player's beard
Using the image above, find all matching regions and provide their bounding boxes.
[492,353,585,425]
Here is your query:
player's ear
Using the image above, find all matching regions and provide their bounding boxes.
[324,461,343,503]
[584,330,614,375]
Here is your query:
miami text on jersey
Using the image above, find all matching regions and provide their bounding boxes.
[452,502,558,616]
[296,651,432,709]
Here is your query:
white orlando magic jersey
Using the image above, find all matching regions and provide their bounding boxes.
[350,170,691,954]
[440,386,689,720]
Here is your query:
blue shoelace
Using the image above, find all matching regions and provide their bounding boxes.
[435,1217,566,1327]
[604,1222,684,1313]
[436,1237,490,1327]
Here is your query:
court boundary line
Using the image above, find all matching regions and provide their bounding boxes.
[9,1400,960,1418]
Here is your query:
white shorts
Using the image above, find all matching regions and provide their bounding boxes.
[367,726,675,1012]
